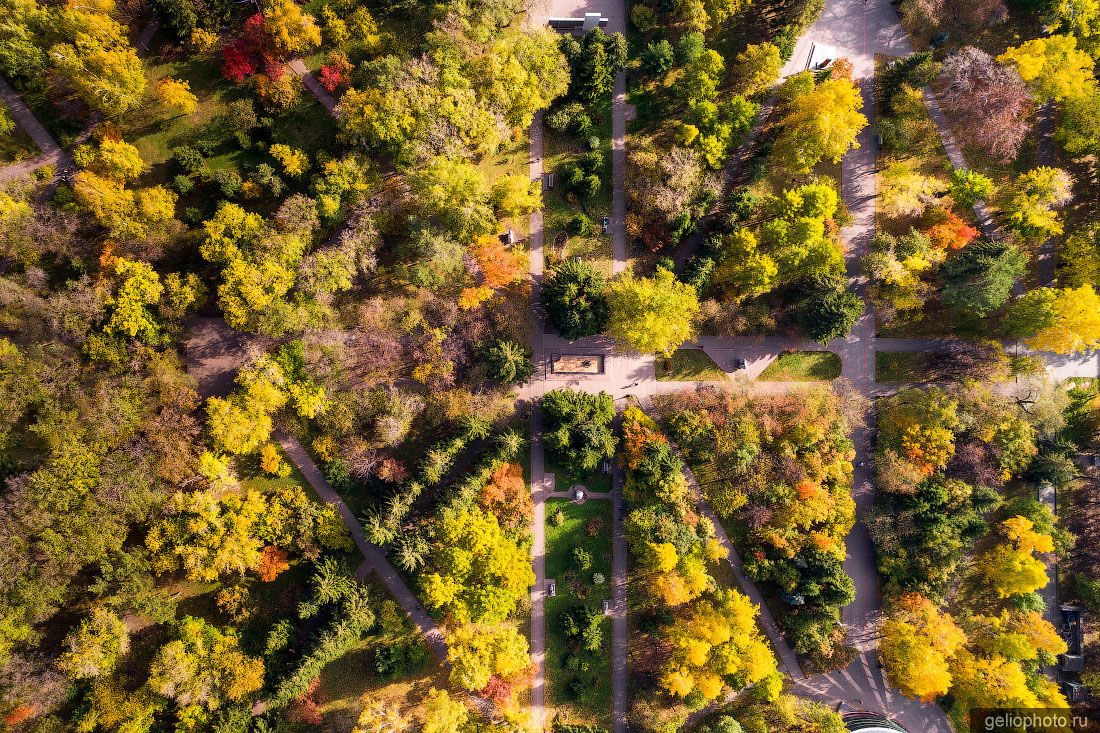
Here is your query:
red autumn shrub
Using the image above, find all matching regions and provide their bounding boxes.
[319,65,344,93]
[222,39,258,82]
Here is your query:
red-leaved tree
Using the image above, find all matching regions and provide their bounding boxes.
[319,55,352,93]
[222,13,273,82]
[222,39,258,82]
[939,47,1033,163]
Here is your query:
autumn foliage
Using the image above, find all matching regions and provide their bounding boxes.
[470,234,526,289]
[925,211,979,251]
[258,546,290,582]
[478,461,533,531]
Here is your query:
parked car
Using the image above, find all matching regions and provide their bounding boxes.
[733,358,747,371]
[600,216,610,234]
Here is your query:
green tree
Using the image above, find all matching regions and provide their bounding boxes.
[1059,224,1100,288]
[733,42,781,97]
[1057,86,1100,158]
[487,340,534,385]
[798,286,864,343]
[408,157,494,240]
[0,102,13,137]
[606,267,700,356]
[641,39,674,75]
[679,48,725,106]
[200,203,319,334]
[541,388,617,472]
[541,259,609,339]
[950,168,995,208]
[398,225,465,290]
[713,183,844,300]
[0,0,47,80]
[421,507,534,624]
[1003,167,1073,241]
[939,240,1026,316]
[483,28,570,128]
[563,29,627,104]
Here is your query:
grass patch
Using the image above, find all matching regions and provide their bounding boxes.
[656,349,729,382]
[875,351,936,383]
[546,454,612,495]
[316,575,447,733]
[0,126,40,164]
[476,133,532,240]
[758,351,841,381]
[544,498,613,727]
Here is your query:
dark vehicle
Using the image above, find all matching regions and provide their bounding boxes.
[600,216,610,234]
[733,358,747,370]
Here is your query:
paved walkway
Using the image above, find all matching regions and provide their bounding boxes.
[289,58,339,114]
[0,76,65,182]
[610,463,628,733]
[528,405,552,731]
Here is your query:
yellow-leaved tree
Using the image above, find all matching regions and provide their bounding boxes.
[264,0,321,57]
[879,593,967,701]
[155,77,198,116]
[974,515,1054,598]
[660,589,779,702]
[998,35,1097,102]
[606,266,700,356]
[773,75,868,173]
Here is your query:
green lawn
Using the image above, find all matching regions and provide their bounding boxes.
[0,125,40,164]
[875,351,936,383]
[546,454,613,494]
[237,442,311,495]
[759,351,841,381]
[542,102,614,277]
[544,498,613,727]
[656,349,730,382]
